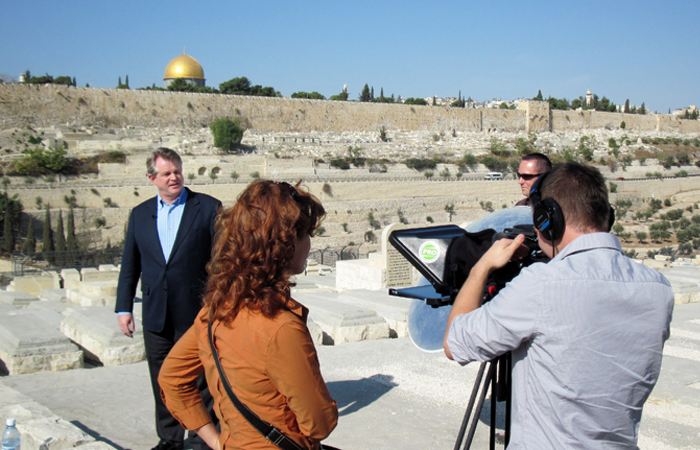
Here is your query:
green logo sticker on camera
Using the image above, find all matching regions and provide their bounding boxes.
[419,241,440,264]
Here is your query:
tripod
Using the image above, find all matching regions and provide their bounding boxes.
[453,352,511,450]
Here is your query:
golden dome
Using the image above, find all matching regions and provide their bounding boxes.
[164,53,205,80]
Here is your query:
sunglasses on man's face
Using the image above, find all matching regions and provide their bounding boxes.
[517,173,541,181]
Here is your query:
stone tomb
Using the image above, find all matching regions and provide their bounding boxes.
[0,313,83,375]
[60,307,145,366]
[293,292,390,345]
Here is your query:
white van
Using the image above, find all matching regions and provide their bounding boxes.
[484,172,503,180]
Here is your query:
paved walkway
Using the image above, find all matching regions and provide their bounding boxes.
[1,303,699,450]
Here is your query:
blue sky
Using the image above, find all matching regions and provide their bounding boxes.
[2,1,697,113]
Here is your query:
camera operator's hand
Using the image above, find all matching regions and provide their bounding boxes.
[444,234,527,360]
[477,234,528,274]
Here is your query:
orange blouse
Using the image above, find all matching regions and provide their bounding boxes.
[159,301,338,450]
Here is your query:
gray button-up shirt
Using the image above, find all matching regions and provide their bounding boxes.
[447,232,673,449]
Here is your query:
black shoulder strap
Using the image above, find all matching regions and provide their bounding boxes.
[207,321,305,450]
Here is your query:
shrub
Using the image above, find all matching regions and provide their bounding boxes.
[209,118,246,152]
[12,147,67,176]
[330,158,350,170]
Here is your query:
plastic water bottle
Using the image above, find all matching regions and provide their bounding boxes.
[2,418,20,450]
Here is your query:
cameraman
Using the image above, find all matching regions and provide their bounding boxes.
[443,162,673,449]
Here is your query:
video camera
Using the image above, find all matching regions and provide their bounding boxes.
[388,207,548,308]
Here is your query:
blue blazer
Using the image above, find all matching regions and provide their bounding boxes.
[116,188,221,333]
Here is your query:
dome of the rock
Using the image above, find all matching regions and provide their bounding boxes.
[163,53,205,88]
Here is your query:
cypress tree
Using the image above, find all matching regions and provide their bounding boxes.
[125,75,129,88]
[24,219,35,256]
[359,84,371,102]
[2,213,13,254]
[66,207,77,267]
[66,207,77,251]
[42,206,54,263]
[55,210,66,262]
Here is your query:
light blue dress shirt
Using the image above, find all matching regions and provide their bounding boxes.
[447,232,674,449]
[157,189,187,262]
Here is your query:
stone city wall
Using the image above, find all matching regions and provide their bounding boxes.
[2,84,699,135]
[0,84,533,134]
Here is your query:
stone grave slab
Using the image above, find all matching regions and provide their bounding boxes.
[60,307,145,366]
[293,293,390,345]
[18,417,95,450]
[39,289,68,303]
[0,291,40,308]
[7,274,59,296]
[81,268,119,283]
[0,314,82,375]
[66,281,117,307]
[0,383,57,427]
[6,308,66,330]
[26,300,69,316]
[335,289,412,338]
[60,269,80,290]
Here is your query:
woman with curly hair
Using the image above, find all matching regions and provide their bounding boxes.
[159,180,338,450]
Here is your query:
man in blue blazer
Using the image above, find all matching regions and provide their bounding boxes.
[116,148,221,450]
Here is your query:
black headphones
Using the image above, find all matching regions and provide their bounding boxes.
[529,172,565,242]
[529,170,615,242]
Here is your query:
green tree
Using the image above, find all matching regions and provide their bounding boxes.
[533,90,543,101]
[167,78,197,92]
[329,91,349,101]
[55,210,66,265]
[445,203,455,221]
[291,91,325,99]
[359,84,371,102]
[23,219,36,256]
[219,76,252,95]
[210,118,246,152]
[219,77,278,96]
[639,103,646,114]
[462,153,478,171]
[2,213,13,254]
[0,192,22,254]
[66,207,77,251]
[42,207,54,263]
[404,97,428,105]
[12,147,68,176]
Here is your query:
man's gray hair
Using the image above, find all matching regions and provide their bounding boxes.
[146,148,182,176]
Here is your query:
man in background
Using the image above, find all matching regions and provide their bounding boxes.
[515,153,551,206]
[116,148,221,450]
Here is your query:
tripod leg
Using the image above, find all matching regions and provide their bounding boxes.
[490,367,497,450]
[504,353,512,447]
[463,361,497,450]
[453,361,487,450]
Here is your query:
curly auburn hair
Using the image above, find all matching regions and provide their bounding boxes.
[203,179,325,324]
